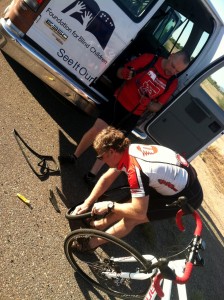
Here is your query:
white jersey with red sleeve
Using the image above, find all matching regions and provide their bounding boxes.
[117,144,189,197]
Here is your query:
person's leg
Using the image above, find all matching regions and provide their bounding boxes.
[91,210,122,230]
[59,97,117,165]
[58,118,108,164]
[89,216,149,249]
[89,159,105,175]
[74,118,108,158]
[85,106,140,178]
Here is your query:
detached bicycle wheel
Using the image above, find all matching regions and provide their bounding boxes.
[64,229,152,299]
[65,185,130,220]
[65,205,92,220]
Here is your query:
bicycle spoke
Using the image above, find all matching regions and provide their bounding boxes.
[64,229,151,299]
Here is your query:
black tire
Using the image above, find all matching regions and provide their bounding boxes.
[64,229,152,299]
[65,185,130,220]
[65,206,92,220]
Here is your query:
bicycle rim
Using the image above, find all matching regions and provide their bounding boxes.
[64,229,152,299]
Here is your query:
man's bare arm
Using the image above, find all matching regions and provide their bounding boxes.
[74,168,121,214]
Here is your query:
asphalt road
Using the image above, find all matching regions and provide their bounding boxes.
[0,46,120,299]
[1,3,224,299]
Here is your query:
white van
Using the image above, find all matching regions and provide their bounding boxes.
[1,0,224,159]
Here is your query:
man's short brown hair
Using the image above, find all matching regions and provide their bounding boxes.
[93,126,130,154]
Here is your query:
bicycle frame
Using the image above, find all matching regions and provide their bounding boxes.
[144,259,188,300]
[101,207,204,299]
[102,255,187,300]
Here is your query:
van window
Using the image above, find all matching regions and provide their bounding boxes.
[200,68,224,111]
[129,1,212,62]
[154,8,210,59]
[153,8,182,45]
[113,0,157,21]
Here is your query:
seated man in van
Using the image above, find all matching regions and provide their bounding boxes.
[58,50,190,183]
[72,126,203,252]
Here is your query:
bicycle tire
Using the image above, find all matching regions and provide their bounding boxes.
[65,185,130,220]
[65,206,92,220]
[64,228,152,299]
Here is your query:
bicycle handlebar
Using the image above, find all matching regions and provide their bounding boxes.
[153,208,203,297]
[176,209,203,236]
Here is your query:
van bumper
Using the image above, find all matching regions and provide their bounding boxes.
[0,18,100,117]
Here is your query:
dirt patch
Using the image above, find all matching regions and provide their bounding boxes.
[192,135,224,238]
[200,137,224,194]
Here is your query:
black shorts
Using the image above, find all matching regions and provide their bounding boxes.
[147,165,203,221]
[98,97,140,134]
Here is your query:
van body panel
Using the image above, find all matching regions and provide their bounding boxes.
[0,18,101,116]
[26,0,164,85]
[145,56,224,160]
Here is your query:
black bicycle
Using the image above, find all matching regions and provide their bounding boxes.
[64,197,205,299]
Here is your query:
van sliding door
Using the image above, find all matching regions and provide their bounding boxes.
[145,56,224,160]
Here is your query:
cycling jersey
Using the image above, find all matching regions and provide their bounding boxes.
[115,54,177,116]
[117,144,189,197]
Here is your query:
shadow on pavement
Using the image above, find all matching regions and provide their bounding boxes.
[74,272,117,300]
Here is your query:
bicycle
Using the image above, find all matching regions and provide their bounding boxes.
[64,197,205,299]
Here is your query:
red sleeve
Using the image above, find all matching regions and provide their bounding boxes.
[157,78,178,105]
[124,53,155,71]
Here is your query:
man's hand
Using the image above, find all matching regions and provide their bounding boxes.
[121,67,135,80]
[147,101,162,112]
[91,201,112,215]
[72,202,90,215]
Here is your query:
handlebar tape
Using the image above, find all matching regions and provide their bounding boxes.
[176,209,202,236]
[193,210,203,236]
[153,273,164,298]
[153,262,194,297]
[176,210,185,231]
[175,262,194,284]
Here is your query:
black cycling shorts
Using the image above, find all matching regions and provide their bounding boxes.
[146,165,203,221]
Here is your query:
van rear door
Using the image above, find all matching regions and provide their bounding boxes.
[144,56,224,160]
[26,0,163,86]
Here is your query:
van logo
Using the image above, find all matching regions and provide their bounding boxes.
[45,19,68,41]
[61,0,115,49]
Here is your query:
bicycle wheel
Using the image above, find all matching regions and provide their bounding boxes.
[65,205,92,220]
[65,186,130,220]
[64,229,152,299]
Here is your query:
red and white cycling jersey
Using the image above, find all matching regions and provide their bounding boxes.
[117,144,189,197]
